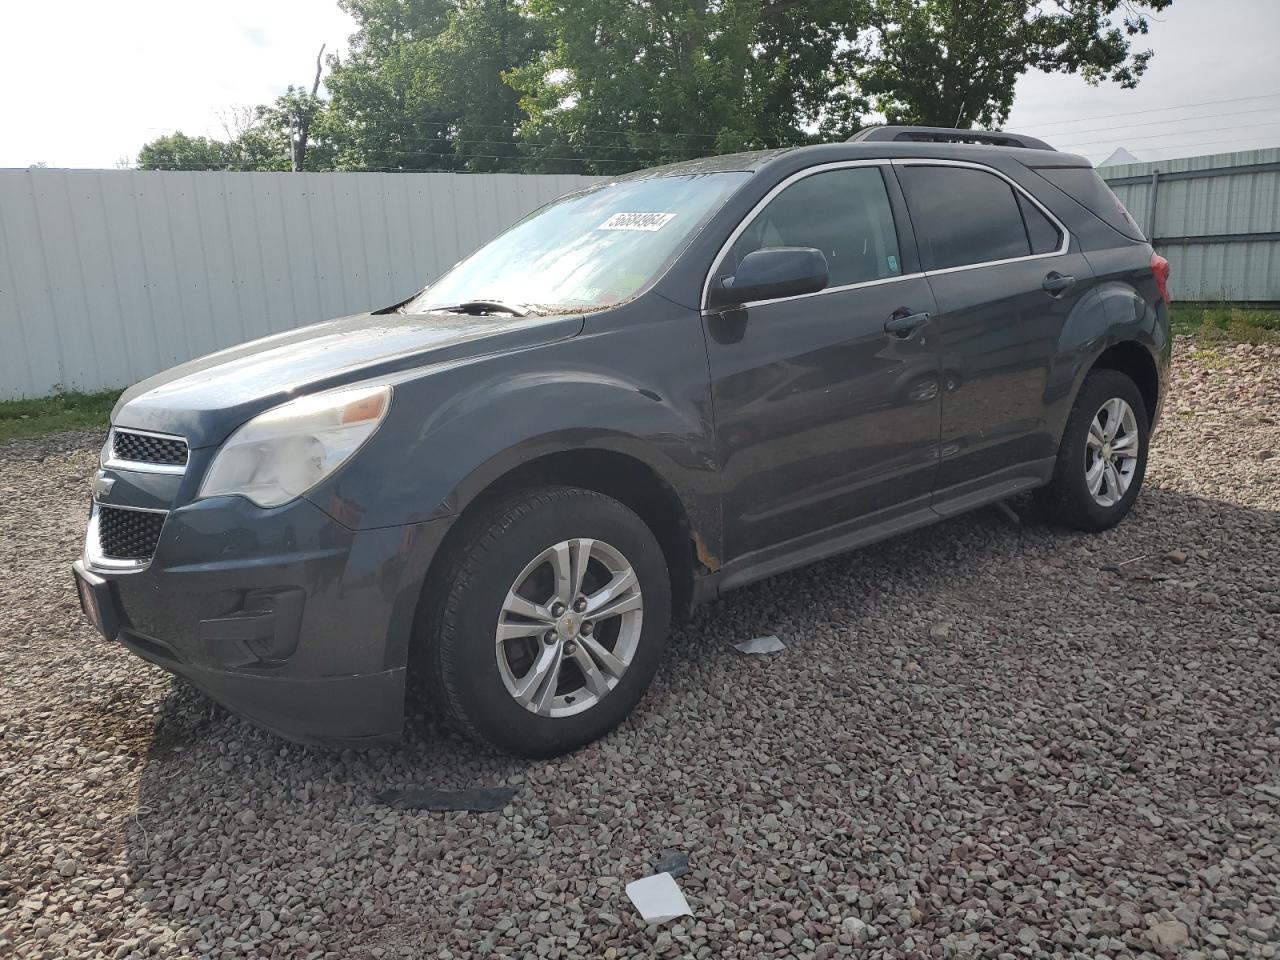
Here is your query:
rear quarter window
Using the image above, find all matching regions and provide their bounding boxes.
[1033,166,1146,241]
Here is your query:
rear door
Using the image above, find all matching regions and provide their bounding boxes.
[703,161,942,566]
[894,160,1096,509]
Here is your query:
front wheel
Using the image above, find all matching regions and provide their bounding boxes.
[1035,369,1150,532]
[422,486,671,757]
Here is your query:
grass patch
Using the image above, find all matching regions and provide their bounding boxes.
[1170,303,1280,344]
[0,390,120,442]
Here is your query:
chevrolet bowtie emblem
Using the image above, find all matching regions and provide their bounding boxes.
[94,472,115,500]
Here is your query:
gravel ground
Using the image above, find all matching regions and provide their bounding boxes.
[2,339,1278,960]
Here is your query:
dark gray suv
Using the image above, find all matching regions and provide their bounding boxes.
[73,126,1171,757]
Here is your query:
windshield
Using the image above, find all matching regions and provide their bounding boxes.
[405,172,750,313]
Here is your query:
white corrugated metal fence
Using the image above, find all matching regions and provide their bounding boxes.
[4,154,1278,400]
[0,169,599,400]
[1099,147,1280,302]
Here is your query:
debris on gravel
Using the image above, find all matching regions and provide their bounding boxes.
[732,634,787,655]
[649,849,691,880]
[373,786,518,812]
[2,340,1278,958]
[625,873,694,926]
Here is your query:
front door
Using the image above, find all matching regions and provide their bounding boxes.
[703,163,942,567]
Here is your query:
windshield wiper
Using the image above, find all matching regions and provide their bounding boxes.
[430,299,535,317]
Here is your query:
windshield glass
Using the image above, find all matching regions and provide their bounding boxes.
[405,172,750,313]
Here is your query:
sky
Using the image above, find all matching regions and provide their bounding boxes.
[2,0,1278,170]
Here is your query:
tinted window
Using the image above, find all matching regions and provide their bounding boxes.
[1034,165,1145,241]
[1017,192,1062,255]
[725,167,902,288]
[899,166,1031,270]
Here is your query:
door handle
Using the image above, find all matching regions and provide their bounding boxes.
[1042,271,1076,295]
[884,310,930,338]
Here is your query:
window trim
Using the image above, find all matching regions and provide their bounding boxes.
[891,158,1070,275]
[700,157,1072,312]
[701,160,924,312]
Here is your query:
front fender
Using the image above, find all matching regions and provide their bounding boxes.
[304,304,719,552]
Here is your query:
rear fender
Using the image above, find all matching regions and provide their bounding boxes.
[1046,276,1166,446]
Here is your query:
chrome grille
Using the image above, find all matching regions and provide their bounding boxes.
[111,429,188,467]
[97,506,166,561]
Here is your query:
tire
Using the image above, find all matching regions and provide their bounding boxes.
[422,486,672,757]
[1035,368,1150,532]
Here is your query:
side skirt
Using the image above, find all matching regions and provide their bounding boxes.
[699,458,1056,601]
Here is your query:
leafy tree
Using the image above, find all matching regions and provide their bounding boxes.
[137,50,334,172]
[136,133,236,171]
[509,0,869,174]
[136,0,1179,175]
[323,0,541,171]
[424,0,547,171]
[857,0,1176,129]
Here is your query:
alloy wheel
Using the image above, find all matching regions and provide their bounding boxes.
[495,538,643,717]
[1085,397,1140,507]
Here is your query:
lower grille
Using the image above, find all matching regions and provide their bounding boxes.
[97,506,166,561]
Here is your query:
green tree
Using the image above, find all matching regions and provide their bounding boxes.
[324,0,542,171]
[136,132,236,171]
[858,0,1176,129]
[509,0,869,174]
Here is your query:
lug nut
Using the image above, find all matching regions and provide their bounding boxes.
[543,630,557,645]
[551,602,566,617]
[573,596,587,613]
[581,621,594,636]
[564,642,577,655]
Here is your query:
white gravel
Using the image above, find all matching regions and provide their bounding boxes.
[2,339,1278,959]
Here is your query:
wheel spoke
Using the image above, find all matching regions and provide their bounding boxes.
[548,542,574,605]
[569,644,611,698]
[513,643,562,712]
[1111,432,1138,457]
[1104,460,1124,499]
[590,590,643,621]
[584,567,638,618]
[1103,398,1124,439]
[578,634,627,679]
[1088,418,1106,449]
[570,538,594,600]
[502,592,554,625]
[1086,457,1105,495]
[497,619,546,643]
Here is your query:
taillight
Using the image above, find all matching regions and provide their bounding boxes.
[1151,252,1171,304]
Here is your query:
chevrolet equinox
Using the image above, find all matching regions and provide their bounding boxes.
[74,125,1171,757]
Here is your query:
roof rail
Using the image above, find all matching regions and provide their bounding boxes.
[848,125,1055,152]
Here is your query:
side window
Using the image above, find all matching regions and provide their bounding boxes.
[724,167,902,289]
[1017,192,1062,255]
[898,165,1034,270]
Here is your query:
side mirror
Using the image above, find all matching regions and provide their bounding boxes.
[708,246,829,310]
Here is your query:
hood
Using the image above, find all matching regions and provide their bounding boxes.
[113,310,584,448]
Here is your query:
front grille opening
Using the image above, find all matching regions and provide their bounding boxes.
[112,430,188,467]
[98,506,166,561]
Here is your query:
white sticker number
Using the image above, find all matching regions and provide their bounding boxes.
[598,212,677,232]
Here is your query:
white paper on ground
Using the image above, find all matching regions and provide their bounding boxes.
[625,872,693,924]
[733,635,786,655]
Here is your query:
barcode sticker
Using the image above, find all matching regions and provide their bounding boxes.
[598,212,677,232]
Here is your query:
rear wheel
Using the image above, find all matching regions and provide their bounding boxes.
[1035,369,1150,532]
[423,486,671,757]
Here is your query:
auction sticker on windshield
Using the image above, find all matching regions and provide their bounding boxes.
[598,212,677,231]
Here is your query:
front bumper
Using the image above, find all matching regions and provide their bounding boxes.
[75,494,450,744]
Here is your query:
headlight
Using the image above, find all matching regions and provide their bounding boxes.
[198,384,392,508]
